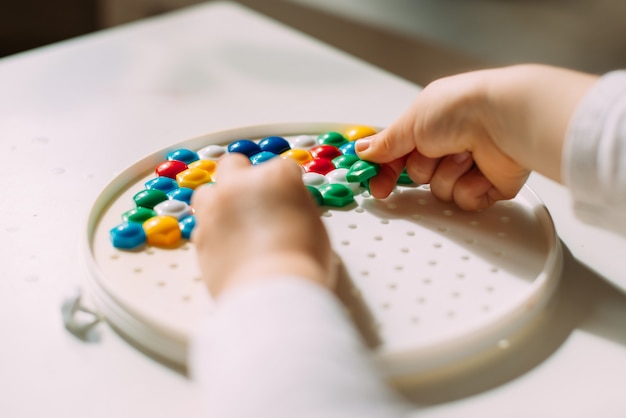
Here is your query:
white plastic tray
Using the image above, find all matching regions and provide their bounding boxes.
[85,122,562,379]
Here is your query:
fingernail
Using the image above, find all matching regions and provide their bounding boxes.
[355,138,371,152]
[453,151,471,164]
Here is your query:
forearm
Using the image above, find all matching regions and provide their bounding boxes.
[486,64,599,182]
[190,277,411,418]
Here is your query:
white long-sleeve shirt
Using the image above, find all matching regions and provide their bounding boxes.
[190,70,626,418]
[563,70,626,235]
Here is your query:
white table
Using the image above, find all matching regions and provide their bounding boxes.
[1,2,625,417]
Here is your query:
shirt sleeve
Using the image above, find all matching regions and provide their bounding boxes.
[563,70,626,235]
[189,276,412,418]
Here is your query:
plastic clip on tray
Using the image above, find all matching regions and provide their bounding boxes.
[84,122,562,382]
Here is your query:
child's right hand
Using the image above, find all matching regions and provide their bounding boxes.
[191,154,334,297]
[357,64,598,211]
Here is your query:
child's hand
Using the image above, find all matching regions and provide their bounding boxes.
[191,154,334,297]
[357,64,598,210]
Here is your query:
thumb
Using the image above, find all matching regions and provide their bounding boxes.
[355,123,417,164]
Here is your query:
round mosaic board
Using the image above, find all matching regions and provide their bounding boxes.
[85,122,562,379]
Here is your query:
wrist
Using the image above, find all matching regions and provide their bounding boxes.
[214,252,335,297]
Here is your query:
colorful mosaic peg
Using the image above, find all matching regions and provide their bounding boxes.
[110,126,402,250]
[317,131,347,147]
[291,135,318,150]
[318,183,354,207]
[122,207,156,223]
[259,136,291,154]
[176,168,213,189]
[281,149,313,165]
[397,168,413,185]
[167,187,195,205]
[302,158,335,175]
[145,177,179,194]
[133,189,169,209]
[110,222,146,250]
[306,185,324,206]
[179,215,196,239]
[345,125,377,141]
[339,141,357,156]
[156,160,188,179]
[153,200,192,220]
[302,172,328,187]
[310,145,342,160]
[167,148,199,164]
[250,151,278,165]
[346,160,380,183]
[197,144,227,160]
[228,139,261,157]
[143,216,182,247]
[188,159,218,176]
[326,168,361,193]
[332,154,360,169]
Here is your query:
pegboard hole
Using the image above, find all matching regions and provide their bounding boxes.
[394,265,404,271]
[469,220,479,226]
[438,226,449,232]
[406,230,415,236]
[146,248,155,255]
[386,203,398,210]
[418,199,428,205]
[341,240,350,246]
[400,247,409,253]
[133,267,142,274]
[322,212,333,218]
[374,235,383,241]
[443,209,454,216]
[355,207,365,213]
[411,214,422,221]
[380,219,389,225]
[367,252,377,258]
[348,223,358,229]
[433,242,442,249]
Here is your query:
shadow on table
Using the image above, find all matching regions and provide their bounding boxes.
[382,242,626,405]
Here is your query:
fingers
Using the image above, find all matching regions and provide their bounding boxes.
[355,121,417,164]
[213,152,251,181]
[368,156,407,199]
[429,152,474,203]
